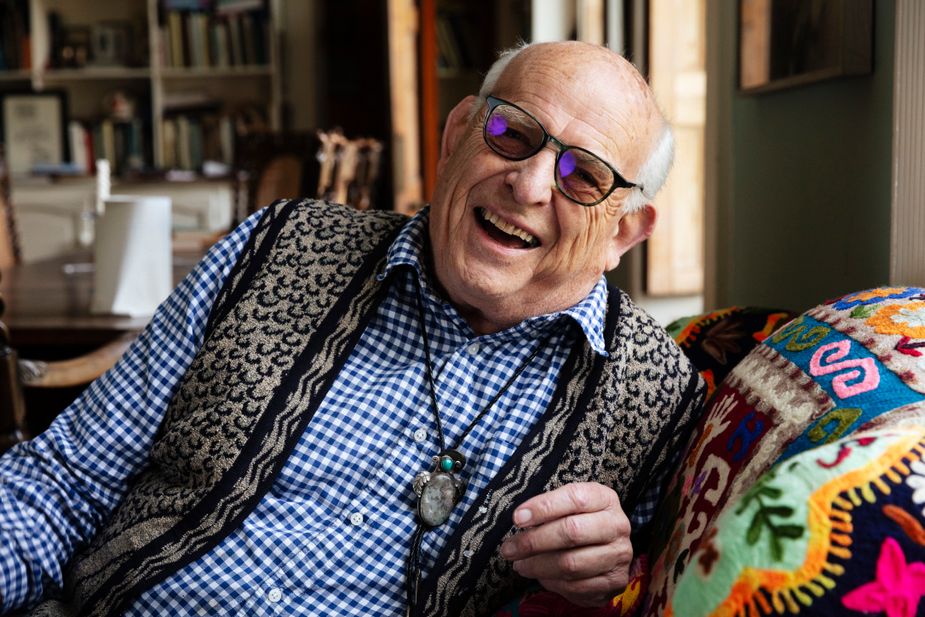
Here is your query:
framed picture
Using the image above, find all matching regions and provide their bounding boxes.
[739,0,873,94]
[0,91,69,176]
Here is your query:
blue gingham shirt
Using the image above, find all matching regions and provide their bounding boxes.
[0,208,657,615]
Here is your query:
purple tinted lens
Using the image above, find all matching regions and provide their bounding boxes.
[558,150,577,178]
[487,114,508,137]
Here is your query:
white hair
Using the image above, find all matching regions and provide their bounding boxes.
[474,42,674,212]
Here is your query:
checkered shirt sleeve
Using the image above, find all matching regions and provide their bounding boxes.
[0,211,261,612]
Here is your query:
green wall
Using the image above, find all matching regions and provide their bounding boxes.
[715,0,895,312]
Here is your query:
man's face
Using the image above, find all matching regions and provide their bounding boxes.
[428,44,660,334]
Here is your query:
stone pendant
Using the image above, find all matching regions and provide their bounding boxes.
[412,450,466,528]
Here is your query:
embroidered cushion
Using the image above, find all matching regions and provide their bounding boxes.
[667,307,796,399]
[670,427,925,617]
[643,286,925,616]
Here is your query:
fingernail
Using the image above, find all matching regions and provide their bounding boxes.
[513,508,532,527]
[500,541,513,559]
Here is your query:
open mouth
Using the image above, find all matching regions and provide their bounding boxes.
[475,208,540,249]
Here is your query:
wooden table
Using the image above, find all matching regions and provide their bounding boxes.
[1,251,201,353]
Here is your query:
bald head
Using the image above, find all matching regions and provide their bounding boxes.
[478,41,673,211]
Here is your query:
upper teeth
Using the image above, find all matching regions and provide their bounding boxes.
[482,210,537,246]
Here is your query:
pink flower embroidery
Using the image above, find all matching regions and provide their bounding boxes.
[842,537,925,617]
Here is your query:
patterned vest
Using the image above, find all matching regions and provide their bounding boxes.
[30,199,703,617]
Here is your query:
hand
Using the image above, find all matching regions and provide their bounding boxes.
[499,482,632,607]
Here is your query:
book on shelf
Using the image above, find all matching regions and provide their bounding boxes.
[215,0,264,15]
[167,11,186,67]
[211,20,230,67]
[69,117,149,177]
[160,1,268,69]
[161,106,247,172]
[162,0,212,10]
[0,0,31,71]
[435,11,479,71]
[68,120,91,175]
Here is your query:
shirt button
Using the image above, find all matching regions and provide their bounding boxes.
[467,342,481,355]
[267,588,282,603]
[413,428,428,443]
[463,549,474,558]
[349,512,365,526]
[478,506,488,515]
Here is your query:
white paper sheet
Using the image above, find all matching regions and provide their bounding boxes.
[91,195,172,317]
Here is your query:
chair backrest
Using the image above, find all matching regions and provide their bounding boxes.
[233,129,385,223]
[0,288,29,452]
[233,131,321,222]
[315,130,384,210]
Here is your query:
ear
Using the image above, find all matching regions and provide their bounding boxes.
[437,95,478,171]
[605,204,657,271]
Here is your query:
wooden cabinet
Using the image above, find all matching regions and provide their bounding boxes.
[387,0,527,212]
[418,0,527,202]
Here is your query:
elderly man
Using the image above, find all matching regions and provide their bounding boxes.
[0,41,702,616]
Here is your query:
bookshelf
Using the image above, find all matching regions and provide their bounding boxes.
[0,0,281,176]
[415,0,527,203]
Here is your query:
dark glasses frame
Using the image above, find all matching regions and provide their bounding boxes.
[483,95,638,207]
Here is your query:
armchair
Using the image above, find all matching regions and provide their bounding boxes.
[496,287,925,617]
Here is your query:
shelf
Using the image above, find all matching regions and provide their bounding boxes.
[42,67,152,81]
[160,65,274,79]
[6,0,282,172]
[0,70,32,82]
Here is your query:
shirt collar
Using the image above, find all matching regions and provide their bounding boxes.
[378,208,609,356]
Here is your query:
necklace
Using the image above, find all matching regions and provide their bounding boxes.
[406,281,550,608]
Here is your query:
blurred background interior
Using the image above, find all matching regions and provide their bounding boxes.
[0,0,922,439]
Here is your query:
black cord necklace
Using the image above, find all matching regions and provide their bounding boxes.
[406,281,550,609]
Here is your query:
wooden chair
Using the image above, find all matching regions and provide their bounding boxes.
[0,148,133,453]
[233,129,385,222]
[0,145,21,269]
[232,130,321,222]
[315,130,384,210]
[0,284,134,453]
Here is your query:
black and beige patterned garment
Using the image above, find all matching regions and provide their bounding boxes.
[30,199,704,617]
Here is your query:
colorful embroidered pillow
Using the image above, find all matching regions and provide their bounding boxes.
[667,307,796,399]
[643,286,925,616]
[669,427,925,617]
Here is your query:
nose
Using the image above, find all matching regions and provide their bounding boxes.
[505,147,556,206]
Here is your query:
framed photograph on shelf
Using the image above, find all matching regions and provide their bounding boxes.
[0,91,70,176]
[738,0,873,94]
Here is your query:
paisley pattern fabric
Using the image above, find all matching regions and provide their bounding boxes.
[643,287,925,617]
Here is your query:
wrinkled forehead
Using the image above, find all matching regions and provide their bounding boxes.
[491,44,661,177]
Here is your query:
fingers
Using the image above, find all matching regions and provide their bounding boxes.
[501,509,628,561]
[500,482,633,607]
[512,482,621,528]
[511,542,632,581]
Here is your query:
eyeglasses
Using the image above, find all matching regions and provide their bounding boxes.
[482,95,638,207]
